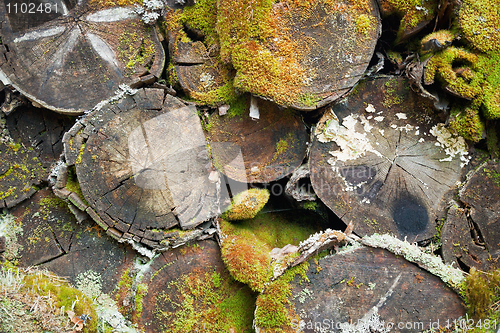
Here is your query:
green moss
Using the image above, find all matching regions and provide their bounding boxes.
[222,188,270,221]
[484,168,500,187]
[220,209,323,292]
[134,283,148,318]
[89,0,141,9]
[21,271,98,332]
[382,78,405,107]
[355,14,375,36]
[65,166,89,206]
[156,269,256,332]
[117,29,156,75]
[302,201,318,211]
[181,0,218,46]
[378,0,438,43]
[459,0,500,53]
[462,267,500,325]
[254,262,310,330]
[448,102,486,142]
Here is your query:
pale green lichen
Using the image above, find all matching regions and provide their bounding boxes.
[361,234,465,291]
[75,269,139,333]
[0,212,23,264]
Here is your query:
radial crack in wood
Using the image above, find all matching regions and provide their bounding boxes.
[0,0,165,114]
[443,160,500,270]
[309,77,468,241]
[62,89,221,249]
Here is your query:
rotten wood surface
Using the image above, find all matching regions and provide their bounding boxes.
[208,95,308,183]
[0,103,74,209]
[62,88,219,248]
[443,160,500,270]
[6,104,75,166]
[309,76,465,241]
[283,246,465,333]
[0,0,165,114]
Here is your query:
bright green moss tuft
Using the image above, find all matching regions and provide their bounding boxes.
[459,0,500,53]
[222,188,270,221]
[254,262,310,330]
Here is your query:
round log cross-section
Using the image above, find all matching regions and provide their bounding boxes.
[0,0,164,114]
[310,77,468,241]
[217,0,381,110]
[63,89,219,247]
[208,95,308,183]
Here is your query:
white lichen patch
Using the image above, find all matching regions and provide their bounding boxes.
[89,84,138,114]
[374,116,384,122]
[365,104,376,113]
[395,113,407,120]
[76,270,102,300]
[316,111,382,162]
[361,233,465,291]
[0,212,23,262]
[135,0,163,24]
[75,270,139,333]
[430,123,470,167]
[200,72,215,89]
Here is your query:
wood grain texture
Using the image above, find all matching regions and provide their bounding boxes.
[208,94,307,183]
[310,77,465,241]
[284,246,465,333]
[63,90,219,248]
[0,0,164,114]
[443,160,500,270]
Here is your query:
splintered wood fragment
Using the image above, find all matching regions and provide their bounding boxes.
[443,160,500,270]
[0,1,165,114]
[63,89,219,248]
[309,77,466,241]
[208,94,307,183]
[291,229,346,267]
[268,246,465,333]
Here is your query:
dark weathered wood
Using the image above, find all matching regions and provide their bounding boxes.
[0,1,165,114]
[442,204,494,272]
[0,141,45,208]
[62,89,219,249]
[208,94,308,183]
[272,246,465,333]
[443,160,500,270]
[310,76,466,241]
[6,104,75,167]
